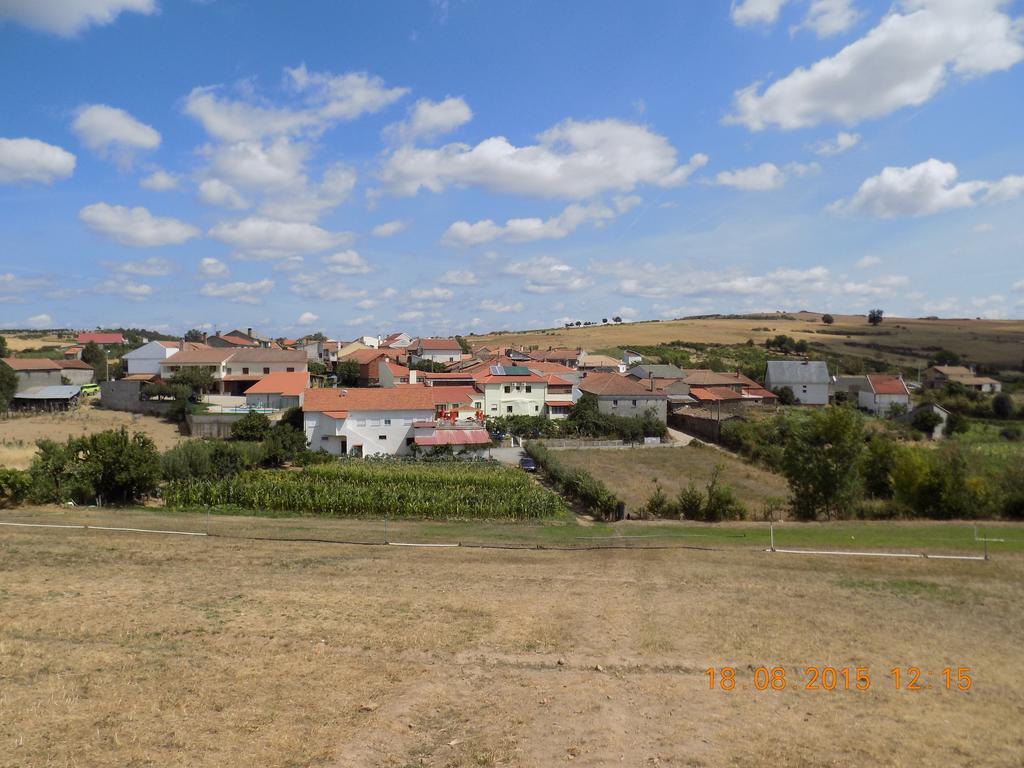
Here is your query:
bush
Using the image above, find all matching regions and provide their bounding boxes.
[992,392,1014,419]
[773,386,796,405]
[260,424,308,468]
[821,314,834,325]
[782,406,864,520]
[676,483,704,519]
[674,466,746,522]
[861,436,898,498]
[523,441,620,519]
[231,411,271,441]
[643,481,673,519]
[911,408,943,435]
[0,468,31,507]
[999,425,1023,441]
[161,440,263,481]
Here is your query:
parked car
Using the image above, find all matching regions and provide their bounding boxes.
[519,457,537,472]
[79,383,99,395]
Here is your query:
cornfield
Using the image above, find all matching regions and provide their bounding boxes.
[164,460,567,520]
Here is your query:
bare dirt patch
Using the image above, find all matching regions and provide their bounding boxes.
[1,514,1021,767]
[0,406,185,468]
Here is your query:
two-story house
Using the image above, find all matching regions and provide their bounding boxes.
[473,365,549,417]
[577,372,667,422]
[409,337,463,365]
[160,348,307,395]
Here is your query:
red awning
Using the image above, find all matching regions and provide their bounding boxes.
[414,429,491,446]
[545,400,572,407]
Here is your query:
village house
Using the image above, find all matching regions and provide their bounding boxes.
[543,375,575,418]
[577,354,624,373]
[55,359,96,386]
[900,402,950,440]
[160,348,307,395]
[340,347,406,386]
[529,348,582,368]
[122,340,208,377]
[409,337,463,365]
[473,365,550,417]
[922,365,1002,393]
[764,360,831,405]
[381,331,414,349]
[859,374,911,415]
[243,371,310,411]
[75,331,125,347]
[1,357,64,392]
[207,328,276,349]
[623,349,643,366]
[577,372,668,422]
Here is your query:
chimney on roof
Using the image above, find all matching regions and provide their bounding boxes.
[410,369,418,385]
[202,332,208,343]
[247,327,253,338]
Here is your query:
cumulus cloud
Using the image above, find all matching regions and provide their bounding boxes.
[410,287,454,301]
[371,220,406,237]
[199,279,275,304]
[25,313,52,327]
[442,202,615,246]
[297,311,319,325]
[198,257,229,278]
[728,0,1024,130]
[79,203,199,247]
[377,118,707,199]
[713,163,787,191]
[829,158,1024,218]
[0,137,76,184]
[502,256,593,294]
[107,256,174,276]
[731,0,790,26]
[140,169,179,191]
[96,278,153,300]
[184,66,408,142]
[322,250,371,274]
[856,255,882,268]
[801,0,862,37]
[288,272,367,300]
[198,178,249,210]
[440,270,478,285]
[73,105,160,166]
[478,298,523,313]
[0,0,156,37]
[811,131,860,156]
[385,96,472,143]
[208,216,352,258]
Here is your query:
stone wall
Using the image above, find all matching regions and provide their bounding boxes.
[99,380,173,416]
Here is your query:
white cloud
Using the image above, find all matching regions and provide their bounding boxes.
[96,278,152,300]
[614,306,639,319]
[200,279,275,305]
[206,137,307,189]
[322,250,371,275]
[398,310,424,321]
[801,0,862,37]
[355,298,378,310]
[731,0,790,26]
[439,270,478,285]
[198,178,249,210]
[478,299,523,313]
[79,203,199,247]
[442,202,616,246]
[184,66,408,142]
[140,169,179,191]
[371,220,406,237]
[108,256,173,276]
[614,194,642,213]
[26,313,52,327]
[344,314,376,326]
[829,158,1024,218]
[856,255,882,268]
[73,105,160,166]
[714,162,786,191]
[1013,280,1024,292]
[502,256,593,294]
[811,131,860,156]
[410,287,454,301]
[377,118,707,199]
[297,311,319,325]
[385,96,472,143]
[0,0,156,37]
[208,216,352,258]
[198,257,229,278]
[0,137,76,184]
[288,272,367,300]
[728,0,1024,130]
[258,163,356,222]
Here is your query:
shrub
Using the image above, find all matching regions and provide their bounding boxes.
[161,440,262,481]
[523,441,620,519]
[0,468,31,507]
[992,392,1014,419]
[702,466,747,522]
[911,408,943,435]
[773,386,796,405]
[231,411,271,441]
[782,406,864,520]
[643,481,673,519]
[260,424,308,468]
[821,314,834,325]
[676,483,704,519]
[861,436,898,498]
[999,425,1023,441]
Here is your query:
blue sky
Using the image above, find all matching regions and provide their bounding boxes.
[1,0,1023,338]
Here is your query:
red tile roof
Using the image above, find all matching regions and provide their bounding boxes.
[76,332,124,345]
[415,429,491,446]
[1,357,62,371]
[56,359,94,370]
[303,386,438,413]
[473,372,547,384]
[867,375,910,396]
[244,371,310,396]
[526,361,576,375]
[417,337,462,351]
[689,386,744,402]
[578,372,666,397]
[742,387,778,399]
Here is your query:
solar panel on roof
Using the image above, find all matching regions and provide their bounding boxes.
[490,365,504,375]
[504,366,530,375]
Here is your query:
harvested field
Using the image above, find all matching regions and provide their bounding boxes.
[1,510,1022,767]
[474,311,1024,368]
[0,406,185,468]
[557,444,790,516]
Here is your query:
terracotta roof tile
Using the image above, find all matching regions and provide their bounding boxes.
[244,371,310,396]
[303,386,438,413]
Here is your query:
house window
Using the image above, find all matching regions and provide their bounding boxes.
[321,436,329,441]
[384,419,391,425]
[226,368,233,374]
[242,367,249,375]
[534,405,539,412]
[506,406,513,413]
[525,385,532,393]
[612,400,618,407]
[632,400,637,406]
[378,435,387,441]
[286,367,294,372]
[504,385,511,393]
[473,402,481,409]
[263,367,270,374]
[490,405,497,412]
[406,437,414,446]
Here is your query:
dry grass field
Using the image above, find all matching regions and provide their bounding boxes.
[474,311,1024,368]
[2,333,68,352]
[1,511,1022,767]
[0,406,185,469]
[558,444,790,516]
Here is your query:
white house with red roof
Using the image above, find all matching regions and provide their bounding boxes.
[302,386,438,457]
[122,340,208,376]
[473,364,550,418]
[243,371,310,410]
[858,374,911,415]
[409,337,463,365]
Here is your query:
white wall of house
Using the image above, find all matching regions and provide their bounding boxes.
[123,341,176,375]
[60,368,95,386]
[858,390,909,415]
[764,374,830,405]
[224,360,306,378]
[479,381,548,417]
[305,408,434,456]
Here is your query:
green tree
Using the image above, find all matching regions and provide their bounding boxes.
[455,335,471,354]
[782,406,865,520]
[0,361,17,411]
[821,314,834,325]
[169,366,215,394]
[773,386,796,405]
[0,334,8,357]
[308,360,328,376]
[867,308,884,326]
[992,392,1014,419]
[183,329,206,342]
[861,435,898,498]
[231,411,271,441]
[81,341,106,379]
[410,359,448,372]
[260,424,308,467]
[911,408,943,435]
[336,359,360,386]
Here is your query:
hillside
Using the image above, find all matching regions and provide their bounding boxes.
[472,312,1024,370]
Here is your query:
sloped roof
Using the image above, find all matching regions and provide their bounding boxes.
[929,365,972,376]
[343,348,388,365]
[627,364,686,379]
[162,349,234,365]
[689,386,744,402]
[765,360,830,385]
[867,375,910,396]
[417,337,462,351]
[579,372,667,397]
[1,357,62,371]
[56,359,94,370]
[579,354,621,368]
[244,371,310,396]
[525,360,577,375]
[530,348,581,362]
[76,332,124,345]
[429,386,479,405]
[303,386,438,413]
[13,385,80,399]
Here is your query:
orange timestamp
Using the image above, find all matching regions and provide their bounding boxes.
[705,666,973,692]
